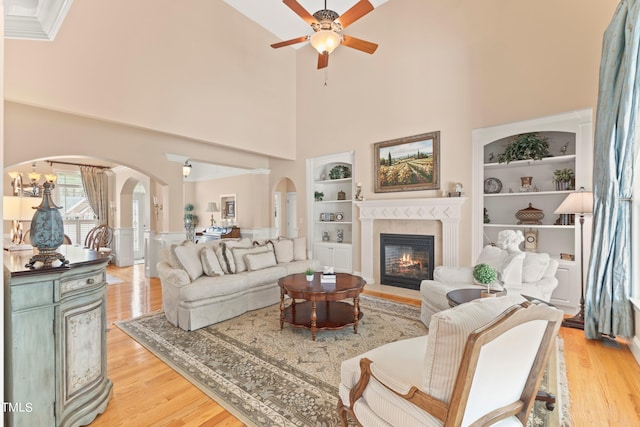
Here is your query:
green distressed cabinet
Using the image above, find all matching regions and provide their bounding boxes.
[4,246,112,427]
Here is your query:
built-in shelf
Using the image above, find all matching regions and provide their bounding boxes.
[484,190,572,198]
[307,151,355,273]
[472,109,593,314]
[484,154,576,170]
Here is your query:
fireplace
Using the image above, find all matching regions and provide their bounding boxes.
[380,233,435,290]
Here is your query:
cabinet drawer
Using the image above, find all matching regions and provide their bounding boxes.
[12,281,54,310]
[61,271,104,295]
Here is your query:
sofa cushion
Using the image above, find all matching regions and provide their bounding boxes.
[232,245,271,273]
[219,239,253,273]
[293,237,307,260]
[476,245,524,286]
[246,251,278,271]
[201,246,225,276]
[522,252,551,283]
[423,295,525,402]
[171,240,203,281]
[179,274,251,302]
[273,239,294,263]
[244,265,288,286]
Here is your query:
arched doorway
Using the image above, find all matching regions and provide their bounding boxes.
[273,178,297,238]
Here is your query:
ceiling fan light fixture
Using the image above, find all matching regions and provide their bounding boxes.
[310,30,341,54]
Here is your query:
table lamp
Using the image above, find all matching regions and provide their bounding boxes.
[3,196,38,250]
[206,202,219,226]
[554,187,593,329]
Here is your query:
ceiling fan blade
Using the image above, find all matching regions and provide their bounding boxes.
[337,0,374,29]
[342,35,378,54]
[317,52,329,69]
[283,0,318,26]
[271,35,309,49]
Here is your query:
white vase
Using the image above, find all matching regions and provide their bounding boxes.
[306,274,314,281]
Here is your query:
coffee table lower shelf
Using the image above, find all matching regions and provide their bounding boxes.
[281,300,363,341]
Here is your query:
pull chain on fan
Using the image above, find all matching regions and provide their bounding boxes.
[271,0,378,69]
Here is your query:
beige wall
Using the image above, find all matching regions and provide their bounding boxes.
[4,0,297,160]
[269,0,619,268]
[3,0,619,263]
[5,102,271,231]
[192,172,270,230]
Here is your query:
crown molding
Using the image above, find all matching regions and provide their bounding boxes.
[5,0,73,40]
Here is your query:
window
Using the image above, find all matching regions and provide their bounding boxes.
[53,169,98,245]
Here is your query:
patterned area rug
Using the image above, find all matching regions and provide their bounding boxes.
[116,295,568,426]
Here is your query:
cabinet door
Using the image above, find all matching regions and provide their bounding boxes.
[332,245,353,273]
[58,291,111,425]
[314,244,333,267]
[7,308,56,427]
[550,262,579,312]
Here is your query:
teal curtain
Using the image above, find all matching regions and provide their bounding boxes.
[585,0,638,338]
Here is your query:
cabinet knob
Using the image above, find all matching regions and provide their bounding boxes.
[87,278,95,285]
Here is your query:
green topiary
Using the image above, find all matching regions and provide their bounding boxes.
[472,263,497,291]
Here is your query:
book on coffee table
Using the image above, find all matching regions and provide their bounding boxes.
[321,273,336,283]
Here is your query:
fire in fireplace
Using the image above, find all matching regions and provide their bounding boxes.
[380,233,434,290]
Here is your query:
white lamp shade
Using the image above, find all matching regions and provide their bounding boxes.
[3,196,37,221]
[310,30,341,54]
[182,162,192,177]
[554,190,593,215]
[206,202,219,212]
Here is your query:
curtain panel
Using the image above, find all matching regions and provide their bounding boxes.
[585,0,638,338]
[80,166,110,227]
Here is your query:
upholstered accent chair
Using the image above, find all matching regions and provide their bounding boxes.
[337,296,563,427]
[420,230,559,326]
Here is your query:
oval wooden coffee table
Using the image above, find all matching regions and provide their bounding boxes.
[278,273,366,341]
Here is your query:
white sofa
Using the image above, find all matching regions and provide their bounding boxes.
[157,237,320,331]
[420,244,559,327]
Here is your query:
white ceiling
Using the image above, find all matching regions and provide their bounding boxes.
[224,0,390,48]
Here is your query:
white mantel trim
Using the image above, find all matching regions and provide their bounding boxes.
[355,197,467,285]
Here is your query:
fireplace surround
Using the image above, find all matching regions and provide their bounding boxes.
[355,197,467,285]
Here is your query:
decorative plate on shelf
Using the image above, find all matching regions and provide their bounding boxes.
[484,177,502,194]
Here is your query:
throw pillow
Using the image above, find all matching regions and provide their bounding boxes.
[293,237,307,261]
[423,295,526,403]
[475,245,508,273]
[219,238,253,273]
[232,245,271,273]
[273,239,294,263]
[201,246,225,276]
[245,251,278,271]
[170,240,203,281]
[522,252,551,283]
[215,246,232,274]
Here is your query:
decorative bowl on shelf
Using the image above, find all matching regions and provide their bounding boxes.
[515,203,544,225]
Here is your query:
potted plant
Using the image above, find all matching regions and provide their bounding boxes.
[184,203,198,241]
[305,268,315,281]
[314,191,324,201]
[472,263,498,297]
[497,132,551,164]
[553,168,575,190]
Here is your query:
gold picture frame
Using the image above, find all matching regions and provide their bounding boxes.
[374,131,440,193]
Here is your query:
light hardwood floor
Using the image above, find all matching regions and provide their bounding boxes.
[94,264,640,426]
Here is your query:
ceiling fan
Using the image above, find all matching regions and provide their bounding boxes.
[271,0,378,69]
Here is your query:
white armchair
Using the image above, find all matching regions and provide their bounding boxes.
[337,296,563,427]
[420,231,559,326]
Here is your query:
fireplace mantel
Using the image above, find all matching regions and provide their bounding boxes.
[355,197,467,285]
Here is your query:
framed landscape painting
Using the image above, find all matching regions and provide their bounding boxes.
[374,131,440,193]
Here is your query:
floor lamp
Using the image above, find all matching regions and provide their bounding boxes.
[554,187,593,329]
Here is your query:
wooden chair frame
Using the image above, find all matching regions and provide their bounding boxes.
[84,224,113,251]
[337,301,562,427]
